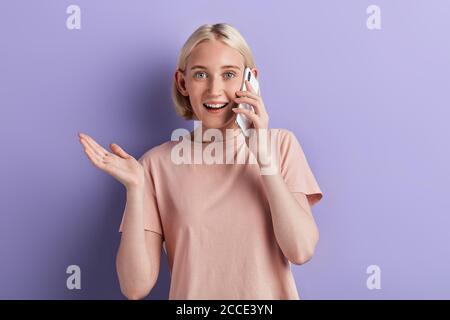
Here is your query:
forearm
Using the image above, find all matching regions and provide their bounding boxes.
[116,187,154,298]
[261,172,319,265]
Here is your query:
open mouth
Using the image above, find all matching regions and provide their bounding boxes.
[203,103,229,110]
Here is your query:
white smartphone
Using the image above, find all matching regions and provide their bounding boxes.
[235,67,260,137]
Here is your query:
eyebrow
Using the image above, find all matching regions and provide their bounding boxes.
[190,65,242,71]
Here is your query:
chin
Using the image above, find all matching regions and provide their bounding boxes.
[207,118,236,130]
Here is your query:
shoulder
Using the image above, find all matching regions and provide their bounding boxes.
[273,128,294,138]
[269,128,307,162]
[138,139,177,165]
[267,128,298,147]
[266,128,295,138]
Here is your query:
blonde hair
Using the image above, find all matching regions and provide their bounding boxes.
[172,23,257,120]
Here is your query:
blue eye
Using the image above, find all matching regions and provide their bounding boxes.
[194,72,207,79]
[224,72,236,79]
[193,71,236,79]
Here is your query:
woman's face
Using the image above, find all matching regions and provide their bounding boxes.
[175,40,257,131]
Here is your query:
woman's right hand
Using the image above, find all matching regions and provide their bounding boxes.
[78,132,145,190]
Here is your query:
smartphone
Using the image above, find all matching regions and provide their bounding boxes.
[235,67,260,137]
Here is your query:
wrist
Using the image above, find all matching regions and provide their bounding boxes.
[126,183,145,194]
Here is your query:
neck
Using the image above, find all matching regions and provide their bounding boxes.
[191,122,241,143]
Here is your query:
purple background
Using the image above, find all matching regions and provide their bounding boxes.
[1,0,449,299]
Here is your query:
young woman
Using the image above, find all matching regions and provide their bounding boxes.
[78,23,323,300]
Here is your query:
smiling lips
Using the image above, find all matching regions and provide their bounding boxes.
[203,102,229,110]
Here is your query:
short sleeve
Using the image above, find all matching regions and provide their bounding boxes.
[279,130,323,207]
[118,154,164,240]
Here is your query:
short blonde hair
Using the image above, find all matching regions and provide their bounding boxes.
[172,23,257,120]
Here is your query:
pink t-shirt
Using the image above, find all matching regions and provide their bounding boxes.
[119,128,323,299]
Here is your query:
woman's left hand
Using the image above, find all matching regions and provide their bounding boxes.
[232,80,274,168]
[232,80,269,131]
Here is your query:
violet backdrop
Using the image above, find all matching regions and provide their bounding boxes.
[0,0,449,299]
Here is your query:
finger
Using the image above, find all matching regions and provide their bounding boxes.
[83,145,106,170]
[82,143,127,181]
[79,138,96,156]
[79,135,103,157]
[236,90,259,101]
[79,133,110,157]
[236,89,268,116]
[110,143,130,159]
[86,135,110,156]
[80,137,104,158]
[232,107,259,124]
[234,97,262,116]
[245,80,256,94]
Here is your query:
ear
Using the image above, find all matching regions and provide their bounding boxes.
[174,70,189,97]
[251,68,259,79]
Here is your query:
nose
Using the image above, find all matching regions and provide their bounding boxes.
[207,75,225,96]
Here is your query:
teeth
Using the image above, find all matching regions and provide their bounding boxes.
[204,103,227,109]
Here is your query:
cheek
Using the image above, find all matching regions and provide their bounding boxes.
[187,83,205,101]
[227,85,241,100]
[227,79,242,92]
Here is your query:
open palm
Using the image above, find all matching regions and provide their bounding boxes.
[78,133,144,189]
